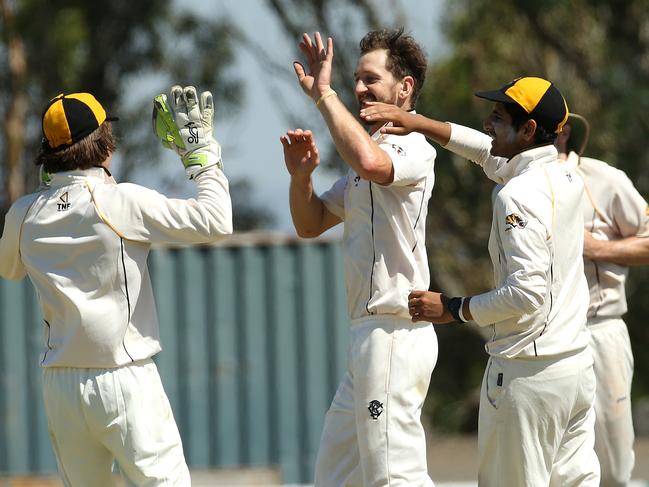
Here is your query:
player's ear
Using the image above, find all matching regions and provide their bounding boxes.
[555,124,571,153]
[520,119,537,143]
[398,76,415,105]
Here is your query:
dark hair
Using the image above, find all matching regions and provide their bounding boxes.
[35,122,116,173]
[566,133,581,154]
[503,103,556,145]
[359,27,427,108]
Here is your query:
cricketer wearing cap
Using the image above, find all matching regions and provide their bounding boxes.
[281,29,437,486]
[0,88,231,486]
[557,114,647,487]
[361,77,600,486]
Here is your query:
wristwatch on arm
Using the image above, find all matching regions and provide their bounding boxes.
[446,296,468,323]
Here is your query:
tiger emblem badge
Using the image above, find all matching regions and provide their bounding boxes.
[505,213,527,231]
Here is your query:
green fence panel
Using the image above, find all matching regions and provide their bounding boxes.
[0,238,349,484]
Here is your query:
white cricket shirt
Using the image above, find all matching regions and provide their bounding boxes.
[445,123,591,358]
[320,128,436,320]
[0,167,232,368]
[567,151,649,321]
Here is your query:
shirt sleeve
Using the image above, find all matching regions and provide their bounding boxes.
[470,192,551,326]
[444,123,509,183]
[320,174,347,220]
[378,133,435,187]
[610,171,649,237]
[89,166,233,244]
[0,195,37,280]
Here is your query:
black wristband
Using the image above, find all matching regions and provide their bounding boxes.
[446,296,465,323]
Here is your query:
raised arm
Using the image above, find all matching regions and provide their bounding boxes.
[361,101,509,183]
[280,129,341,238]
[293,32,394,184]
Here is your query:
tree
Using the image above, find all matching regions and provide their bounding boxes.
[230,179,276,231]
[0,0,243,225]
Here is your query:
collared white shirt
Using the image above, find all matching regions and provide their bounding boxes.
[445,123,591,358]
[0,167,232,367]
[321,128,436,320]
[567,151,649,321]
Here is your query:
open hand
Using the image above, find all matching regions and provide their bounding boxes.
[280,129,320,181]
[360,102,418,135]
[408,290,454,324]
[293,32,334,102]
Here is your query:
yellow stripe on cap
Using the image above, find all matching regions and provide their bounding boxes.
[505,77,551,114]
[67,92,107,125]
[43,95,73,148]
[556,98,569,133]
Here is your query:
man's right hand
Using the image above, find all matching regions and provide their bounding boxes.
[152,85,222,178]
[360,102,419,135]
[408,290,455,324]
[280,129,320,183]
[293,32,334,102]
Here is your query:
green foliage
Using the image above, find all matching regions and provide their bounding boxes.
[230,179,276,231]
[0,0,274,231]
[625,268,649,399]
[10,0,170,103]
[425,324,486,433]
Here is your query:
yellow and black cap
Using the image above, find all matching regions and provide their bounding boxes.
[41,93,118,151]
[475,77,569,134]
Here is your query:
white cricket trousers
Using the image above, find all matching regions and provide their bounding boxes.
[478,347,600,487]
[589,318,635,487]
[42,359,191,487]
[314,315,438,487]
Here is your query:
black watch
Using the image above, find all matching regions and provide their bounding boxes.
[446,296,464,323]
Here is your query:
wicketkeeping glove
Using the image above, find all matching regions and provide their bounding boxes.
[39,165,52,189]
[152,85,223,179]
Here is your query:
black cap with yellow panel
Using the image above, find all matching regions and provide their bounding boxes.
[475,77,569,134]
[41,93,118,151]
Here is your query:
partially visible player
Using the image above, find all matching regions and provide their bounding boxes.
[281,29,437,486]
[557,113,648,487]
[361,78,600,486]
[0,87,231,486]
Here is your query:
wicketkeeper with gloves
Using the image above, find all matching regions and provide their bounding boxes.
[0,86,231,486]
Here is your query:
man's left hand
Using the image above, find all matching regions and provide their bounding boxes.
[583,231,600,260]
[293,32,334,102]
[408,290,455,324]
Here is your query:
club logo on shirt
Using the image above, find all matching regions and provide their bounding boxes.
[505,213,527,231]
[368,400,384,420]
[57,192,71,211]
[391,143,406,156]
[353,175,361,187]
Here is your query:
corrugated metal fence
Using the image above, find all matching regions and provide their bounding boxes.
[0,236,350,484]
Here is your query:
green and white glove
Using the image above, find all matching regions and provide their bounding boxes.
[39,165,52,189]
[152,85,222,178]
